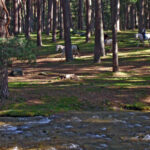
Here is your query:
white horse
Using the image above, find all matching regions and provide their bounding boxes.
[56,44,80,57]
[135,33,150,46]
[104,39,113,53]
[105,39,112,46]
[56,45,65,52]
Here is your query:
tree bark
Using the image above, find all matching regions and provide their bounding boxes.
[18,0,22,33]
[42,0,46,32]
[0,64,8,100]
[26,0,31,39]
[78,0,83,30]
[59,0,63,39]
[14,0,18,35]
[91,0,95,35]
[111,0,119,72]
[138,0,145,33]
[62,0,73,62]
[21,0,26,33]
[149,1,150,29]
[0,0,6,38]
[33,0,37,32]
[46,0,53,35]
[117,0,120,31]
[99,0,105,57]
[145,0,149,29]
[86,0,92,43]
[124,3,130,30]
[37,0,42,46]
[94,0,105,63]
[130,4,135,30]
[0,0,9,100]
[30,1,34,32]
[68,1,73,29]
[52,0,58,42]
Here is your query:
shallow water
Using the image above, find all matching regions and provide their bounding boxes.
[0,111,150,150]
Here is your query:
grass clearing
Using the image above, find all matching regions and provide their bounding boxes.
[0,30,150,116]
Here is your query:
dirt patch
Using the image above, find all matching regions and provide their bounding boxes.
[26,99,44,105]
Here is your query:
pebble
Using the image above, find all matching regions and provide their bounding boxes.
[63,143,82,150]
[100,144,108,148]
[100,127,107,131]
[143,135,150,141]
[71,117,82,122]
[27,117,51,125]
[86,133,106,138]
[140,116,149,120]
[65,125,73,129]
[92,115,99,119]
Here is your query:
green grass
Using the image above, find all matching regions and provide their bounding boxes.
[0,96,82,117]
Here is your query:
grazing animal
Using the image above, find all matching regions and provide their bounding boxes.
[105,39,112,46]
[56,44,80,57]
[135,33,150,46]
[104,33,112,46]
[56,45,65,52]
[104,33,112,53]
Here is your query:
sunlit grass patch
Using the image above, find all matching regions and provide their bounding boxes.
[83,71,150,88]
[0,96,82,117]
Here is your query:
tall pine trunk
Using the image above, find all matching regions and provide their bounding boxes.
[14,0,19,35]
[68,1,73,29]
[21,0,26,33]
[124,3,130,30]
[78,0,83,30]
[52,0,58,42]
[33,0,37,32]
[117,0,120,31]
[0,0,9,100]
[59,0,63,39]
[149,1,150,29]
[26,0,31,39]
[46,0,53,35]
[85,0,92,43]
[138,0,145,33]
[18,0,22,33]
[91,0,95,35]
[0,63,8,100]
[145,0,149,29]
[130,4,135,30]
[42,0,46,32]
[111,0,119,72]
[37,0,42,46]
[62,0,73,62]
[94,0,105,62]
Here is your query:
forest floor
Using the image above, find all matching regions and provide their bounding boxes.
[0,31,150,149]
[0,30,150,116]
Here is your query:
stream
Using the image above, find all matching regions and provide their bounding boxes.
[0,111,150,150]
